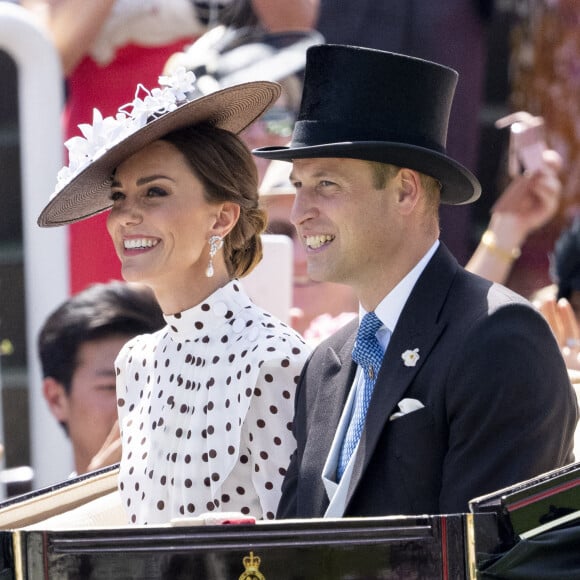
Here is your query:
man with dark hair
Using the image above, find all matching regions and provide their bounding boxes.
[38,281,165,475]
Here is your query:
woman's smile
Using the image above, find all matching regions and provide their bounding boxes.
[122,236,160,254]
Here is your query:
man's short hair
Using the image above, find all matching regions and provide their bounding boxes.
[368,161,441,214]
[38,281,165,394]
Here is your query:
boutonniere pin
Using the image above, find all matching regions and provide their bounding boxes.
[401,348,420,367]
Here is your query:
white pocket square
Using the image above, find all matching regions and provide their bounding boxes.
[389,398,425,421]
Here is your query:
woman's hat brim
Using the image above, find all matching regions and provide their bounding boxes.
[253,141,481,205]
[38,81,281,227]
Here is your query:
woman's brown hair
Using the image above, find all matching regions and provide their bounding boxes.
[162,123,266,278]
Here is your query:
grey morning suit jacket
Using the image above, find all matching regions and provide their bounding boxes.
[277,244,578,518]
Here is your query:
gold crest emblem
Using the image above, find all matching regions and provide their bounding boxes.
[239,551,265,580]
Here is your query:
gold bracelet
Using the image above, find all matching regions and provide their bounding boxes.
[481,230,522,263]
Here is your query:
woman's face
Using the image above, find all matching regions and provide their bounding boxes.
[106,140,223,295]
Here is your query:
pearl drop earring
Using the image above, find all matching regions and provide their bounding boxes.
[206,235,224,278]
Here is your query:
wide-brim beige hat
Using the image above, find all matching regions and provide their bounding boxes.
[38,75,281,227]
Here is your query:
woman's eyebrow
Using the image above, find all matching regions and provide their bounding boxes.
[111,174,176,188]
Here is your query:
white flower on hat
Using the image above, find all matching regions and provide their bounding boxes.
[401,348,420,367]
[159,67,197,100]
[52,68,197,197]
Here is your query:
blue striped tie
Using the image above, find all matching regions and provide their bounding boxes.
[337,312,384,480]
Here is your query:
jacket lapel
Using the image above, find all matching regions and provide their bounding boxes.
[301,322,358,511]
[346,244,458,506]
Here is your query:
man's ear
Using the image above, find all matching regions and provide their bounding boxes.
[42,377,70,423]
[397,169,421,214]
[210,201,241,238]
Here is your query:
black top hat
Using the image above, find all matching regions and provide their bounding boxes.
[253,44,481,205]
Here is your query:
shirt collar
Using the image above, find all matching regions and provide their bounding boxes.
[359,240,439,338]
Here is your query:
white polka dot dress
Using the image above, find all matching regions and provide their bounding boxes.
[116,280,310,525]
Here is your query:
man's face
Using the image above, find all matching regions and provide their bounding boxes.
[64,335,130,473]
[264,192,358,333]
[289,157,402,291]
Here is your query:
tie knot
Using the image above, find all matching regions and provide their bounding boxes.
[352,312,383,369]
[357,312,383,341]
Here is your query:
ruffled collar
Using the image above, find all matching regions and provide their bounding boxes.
[164,280,254,340]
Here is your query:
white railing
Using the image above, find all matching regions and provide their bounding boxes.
[0,3,72,489]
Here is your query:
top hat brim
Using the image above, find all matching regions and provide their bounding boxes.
[253,141,481,205]
[38,81,281,227]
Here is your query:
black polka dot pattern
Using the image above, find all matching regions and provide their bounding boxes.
[116,280,310,525]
